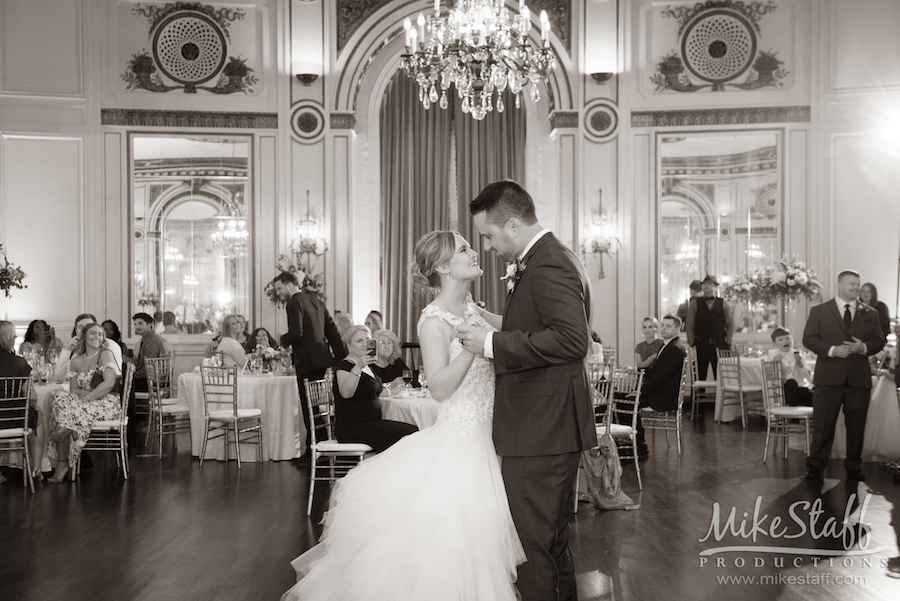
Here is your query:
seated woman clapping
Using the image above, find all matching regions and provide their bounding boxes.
[47,323,122,483]
[0,321,46,483]
[333,325,417,453]
[216,315,247,368]
[370,328,410,389]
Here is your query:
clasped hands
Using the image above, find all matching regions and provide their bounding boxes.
[455,313,487,357]
[832,337,866,358]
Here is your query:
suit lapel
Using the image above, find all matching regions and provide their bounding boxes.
[503,233,553,317]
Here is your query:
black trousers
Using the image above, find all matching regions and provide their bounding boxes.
[334,420,417,454]
[694,340,726,380]
[296,367,328,456]
[502,452,581,601]
[784,380,813,407]
[806,383,870,472]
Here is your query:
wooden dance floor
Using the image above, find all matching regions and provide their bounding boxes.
[2,414,899,600]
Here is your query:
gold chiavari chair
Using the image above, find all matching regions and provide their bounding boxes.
[688,346,716,420]
[75,363,135,480]
[0,376,34,493]
[144,356,190,458]
[716,349,763,429]
[304,370,372,514]
[605,367,644,490]
[199,365,263,469]
[575,360,616,513]
[760,360,813,462]
[640,356,689,456]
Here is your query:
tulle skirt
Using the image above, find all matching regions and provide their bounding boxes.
[282,419,525,601]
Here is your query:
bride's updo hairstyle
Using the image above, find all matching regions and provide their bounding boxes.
[411,231,457,295]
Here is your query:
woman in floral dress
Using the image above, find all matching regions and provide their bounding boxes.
[47,323,122,482]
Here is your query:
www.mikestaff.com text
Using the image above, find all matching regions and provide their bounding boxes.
[716,573,868,586]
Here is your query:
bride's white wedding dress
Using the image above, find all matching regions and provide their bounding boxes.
[281,302,525,601]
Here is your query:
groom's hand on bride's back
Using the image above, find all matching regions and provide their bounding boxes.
[456,324,487,357]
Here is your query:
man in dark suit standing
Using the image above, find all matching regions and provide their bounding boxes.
[803,269,884,481]
[458,180,597,601]
[686,274,733,380]
[272,272,345,466]
[640,314,687,413]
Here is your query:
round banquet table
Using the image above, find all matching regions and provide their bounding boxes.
[380,390,440,430]
[830,375,900,462]
[178,371,305,462]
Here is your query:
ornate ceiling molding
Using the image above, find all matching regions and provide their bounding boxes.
[102,109,277,129]
[631,106,810,128]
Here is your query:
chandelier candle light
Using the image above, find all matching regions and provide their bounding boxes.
[400,0,557,120]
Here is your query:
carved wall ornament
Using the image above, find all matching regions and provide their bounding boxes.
[549,110,579,130]
[584,100,619,142]
[122,3,257,94]
[101,108,277,129]
[631,105,809,128]
[649,0,788,93]
[291,102,326,143]
[330,112,357,130]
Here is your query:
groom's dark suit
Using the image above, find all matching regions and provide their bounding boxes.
[802,298,884,473]
[492,233,597,601]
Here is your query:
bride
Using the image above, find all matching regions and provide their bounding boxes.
[281,230,525,601]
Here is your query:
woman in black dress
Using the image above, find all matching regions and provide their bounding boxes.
[333,325,417,453]
[369,328,410,389]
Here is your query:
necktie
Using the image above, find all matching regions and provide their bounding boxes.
[843,304,852,329]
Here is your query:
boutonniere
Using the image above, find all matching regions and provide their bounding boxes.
[500,259,526,293]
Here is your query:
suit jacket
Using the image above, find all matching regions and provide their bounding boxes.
[640,338,686,412]
[802,299,885,389]
[492,233,598,456]
[279,291,345,376]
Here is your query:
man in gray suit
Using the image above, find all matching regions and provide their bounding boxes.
[458,180,597,601]
[803,269,884,481]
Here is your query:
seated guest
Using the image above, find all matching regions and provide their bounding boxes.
[245,327,279,354]
[102,320,132,360]
[0,320,46,483]
[162,311,183,335]
[132,312,166,392]
[634,317,664,369]
[153,311,165,334]
[636,315,687,456]
[766,327,813,407]
[333,311,354,339]
[364,310,384,335]
[235,314,250,348]
[19,319,63,362]
[47,323,122,483]
[370,329,410,388]
[54,313,97,379]
[333,325,417,453]
[216,315,247,368]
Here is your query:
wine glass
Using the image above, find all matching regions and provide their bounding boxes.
[418,367,427,395]
[401,369,413,394]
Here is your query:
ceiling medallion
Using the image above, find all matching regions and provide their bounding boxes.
[399,0,558,121]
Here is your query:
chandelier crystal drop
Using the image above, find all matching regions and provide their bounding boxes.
[399,0,557,121]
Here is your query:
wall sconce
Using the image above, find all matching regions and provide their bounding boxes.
[295,73,318,85]
[581,189,620,279]
[590,72,614,84]
[292,190,328,271]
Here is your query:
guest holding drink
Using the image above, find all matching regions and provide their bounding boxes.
[47,323,122,482]
[245,327,278,354]
[333,325,417,453]
[216,315,247,368]
[370,329,410,388]
[0,321,46,483]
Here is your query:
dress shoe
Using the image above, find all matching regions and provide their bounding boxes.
[847,469,865,482]
[805,465,822,480]
[292,454,311,467]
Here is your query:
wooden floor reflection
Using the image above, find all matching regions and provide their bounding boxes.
[2,413,899,600]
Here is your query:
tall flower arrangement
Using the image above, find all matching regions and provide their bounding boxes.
[723,254,823,305]
[264,249,326,308]
[0,244,27,298]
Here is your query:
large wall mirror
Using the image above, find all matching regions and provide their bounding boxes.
[658,131,782,332]
[131,135,252,335]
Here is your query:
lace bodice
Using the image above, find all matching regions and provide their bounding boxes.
[417,300,496,434]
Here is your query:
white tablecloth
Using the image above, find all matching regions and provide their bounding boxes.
[178,372,304,462]
[830,375,900,462]
[381,392,439,430]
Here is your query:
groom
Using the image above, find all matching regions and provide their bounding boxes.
[458,180,597,601]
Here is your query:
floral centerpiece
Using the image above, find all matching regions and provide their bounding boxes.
[723,254,823,306]
[264,249,326,308]
[0,244,27,298]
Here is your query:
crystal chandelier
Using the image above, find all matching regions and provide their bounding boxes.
[211,217,249,258]
[399,0,557,121]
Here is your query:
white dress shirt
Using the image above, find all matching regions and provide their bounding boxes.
[483,229,552,359]
[827,297,862,357]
